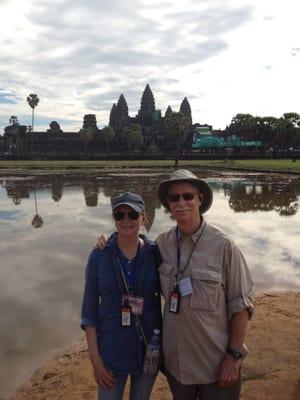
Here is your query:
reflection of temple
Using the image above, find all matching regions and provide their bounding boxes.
[100,174,161,231]
[51,178,64,202]
[4,180,30,205]
[1,84,194,157]
[2,175,299,218]
[225,181,300,216]
[83,180,99,207]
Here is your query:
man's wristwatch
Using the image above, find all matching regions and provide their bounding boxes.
[227,347,243,360]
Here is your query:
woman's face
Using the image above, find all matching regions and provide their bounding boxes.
[113,205,144,238]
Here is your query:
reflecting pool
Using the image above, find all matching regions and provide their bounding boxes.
[0,169,299,398]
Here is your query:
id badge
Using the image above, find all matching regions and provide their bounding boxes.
[121,305,131,326]
[122,294,144,315]
[178,276,193,297]
[169,287,181,313]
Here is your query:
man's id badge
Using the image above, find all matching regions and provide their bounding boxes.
[178,277,193,297]
[122,294,144,315]
[169,286,181,313]
[121,300,131,326]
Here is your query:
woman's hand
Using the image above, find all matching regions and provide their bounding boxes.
[92,360,116,390]
[95,234,108,250]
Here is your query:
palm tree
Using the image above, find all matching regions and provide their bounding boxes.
[26,93,39,131]
[27,93,39,155]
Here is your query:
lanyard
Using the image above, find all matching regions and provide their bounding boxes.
[116,244,148,346]
[175,224,206,283]
[117,242,141,291]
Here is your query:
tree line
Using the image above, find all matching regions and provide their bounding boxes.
[224,113,300,150]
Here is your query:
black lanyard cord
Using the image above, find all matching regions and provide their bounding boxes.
[175,224,206,283]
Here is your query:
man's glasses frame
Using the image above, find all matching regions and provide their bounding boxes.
[167,192,199,203]
[113,210,140,221]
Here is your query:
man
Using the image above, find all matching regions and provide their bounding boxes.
[156,169,254,400]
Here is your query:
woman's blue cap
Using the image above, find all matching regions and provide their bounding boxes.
[111,192,145,212]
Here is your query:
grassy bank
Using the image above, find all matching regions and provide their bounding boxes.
[0,159,299,172]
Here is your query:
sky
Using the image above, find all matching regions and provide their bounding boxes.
[0,0,300,135]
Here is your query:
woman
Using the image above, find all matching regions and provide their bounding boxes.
[81,192,162,400]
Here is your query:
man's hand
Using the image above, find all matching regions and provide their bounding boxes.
[92,360,116,390]
[95,234,108,250]
[218,354,241,388]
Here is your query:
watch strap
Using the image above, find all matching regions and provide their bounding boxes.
[227,347,243,359]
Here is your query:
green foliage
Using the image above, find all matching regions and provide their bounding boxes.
[79,128,93,154]
[101,126,115,151]
[228,113,300,149]
[165,111,189,166]
[124,124,143,151]
[283,113,300,127]
[165,112,189,142]
[145,144,160,155]
[0,159,299,172]
[229,114,259,141]
[26,93,39,109]
[26,93,39,151]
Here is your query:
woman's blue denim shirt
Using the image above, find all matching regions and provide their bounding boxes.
[81,233,162,377]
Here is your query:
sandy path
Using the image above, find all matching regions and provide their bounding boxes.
[9,292,300,400]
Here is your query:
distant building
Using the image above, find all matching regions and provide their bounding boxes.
[1,84,195,157]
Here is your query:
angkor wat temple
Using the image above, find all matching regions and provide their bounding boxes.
[0,84,200,158]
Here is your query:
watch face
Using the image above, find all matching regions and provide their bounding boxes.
[233,349,243,359]
[227,348,243,359]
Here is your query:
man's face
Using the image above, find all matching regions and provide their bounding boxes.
[167,182,202,223]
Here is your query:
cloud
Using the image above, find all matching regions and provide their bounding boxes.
[0,0,296,134]
[0,89,19,104]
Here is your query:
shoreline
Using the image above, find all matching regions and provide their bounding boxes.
[8,291,300,400]
[0,159,300,175]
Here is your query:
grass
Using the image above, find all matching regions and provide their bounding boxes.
[0,159,299,172]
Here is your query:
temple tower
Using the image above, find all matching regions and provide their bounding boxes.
[109,103,117,129]
[138,84,155,122]
[180,97,192,125]
[83,114,98,133]
[115,94,129,131]
[164,105,173,119]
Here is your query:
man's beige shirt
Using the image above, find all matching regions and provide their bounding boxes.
[156,218,254,384]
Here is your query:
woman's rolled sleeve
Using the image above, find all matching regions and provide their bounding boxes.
[81,250,99,330]
[226,242,254,321]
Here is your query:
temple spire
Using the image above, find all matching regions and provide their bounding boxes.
[180,97,192,125]
[165,105,173,118]
[109,103,117,128]
[115,94,129,130]
[138,84,155,121]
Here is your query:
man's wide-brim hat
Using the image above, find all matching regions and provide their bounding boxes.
[158,169,213,214]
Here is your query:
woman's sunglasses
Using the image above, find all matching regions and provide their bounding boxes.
[167,192,199,203]
[113,210,140,221]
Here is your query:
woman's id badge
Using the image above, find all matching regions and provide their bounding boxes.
[121,300,131,326]
[169,286,181,313]
[122,294,144,315]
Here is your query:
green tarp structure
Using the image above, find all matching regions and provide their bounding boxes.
[192,136,262,148]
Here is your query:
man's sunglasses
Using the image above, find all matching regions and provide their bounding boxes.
[167,192,199,203]
[113,210,140,221]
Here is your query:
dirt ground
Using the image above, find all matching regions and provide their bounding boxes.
[9,292,300,400]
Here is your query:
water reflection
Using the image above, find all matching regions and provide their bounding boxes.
[31,189,44,228]
[1,173,300,224]
[0,170,299,399]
